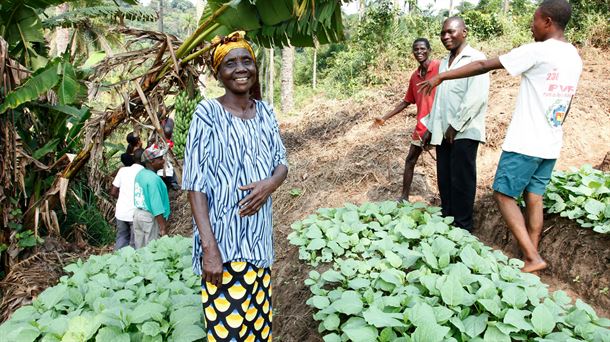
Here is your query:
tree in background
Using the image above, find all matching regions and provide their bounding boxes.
[281,46,295,113]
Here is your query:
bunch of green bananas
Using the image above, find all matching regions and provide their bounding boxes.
[173,91,200,159]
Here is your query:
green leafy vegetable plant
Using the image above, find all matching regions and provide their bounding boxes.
[0,236,204,342]
[288,201,610,341]
[544,165,610,234]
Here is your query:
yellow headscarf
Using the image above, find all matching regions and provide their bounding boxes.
[211,31,256,74]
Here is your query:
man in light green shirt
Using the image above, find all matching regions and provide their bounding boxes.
[133,146,171,248]
[422,17,489,231]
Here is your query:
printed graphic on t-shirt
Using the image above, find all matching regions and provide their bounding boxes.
[546,100,568,127]
[543,69,575,128]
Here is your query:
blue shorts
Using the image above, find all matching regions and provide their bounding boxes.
[492,151,556,198]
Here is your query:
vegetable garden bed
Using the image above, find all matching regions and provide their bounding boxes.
[0,237,204,342]
[288,201,609,341]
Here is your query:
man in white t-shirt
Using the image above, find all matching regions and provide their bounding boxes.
[418,0,582,273]
[110,148,144,249]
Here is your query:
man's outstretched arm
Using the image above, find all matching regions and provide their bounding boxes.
[418,57,504,95]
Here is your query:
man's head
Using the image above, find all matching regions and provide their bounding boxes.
[133,148,144,166]
[120,153,134,167]
[532,0,572,41]
[440,17,467,52]
[412,38,431,64]
[141,146,166,171]
[126,132,140,146]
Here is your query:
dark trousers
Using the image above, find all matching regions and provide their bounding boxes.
[436,138,479,231]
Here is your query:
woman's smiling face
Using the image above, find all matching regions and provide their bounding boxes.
[217,48,257,95]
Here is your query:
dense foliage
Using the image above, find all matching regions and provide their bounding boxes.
[288,201,610,341]
[0,236,203,342]
[543,165,610,234]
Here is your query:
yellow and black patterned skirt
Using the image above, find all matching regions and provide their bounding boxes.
[201,262,272,341]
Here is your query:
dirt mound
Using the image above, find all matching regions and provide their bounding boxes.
[474,196,610,318]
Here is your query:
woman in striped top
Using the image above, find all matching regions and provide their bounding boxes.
[182,31,288,341]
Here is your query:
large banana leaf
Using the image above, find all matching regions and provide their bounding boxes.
[199,0,345,47]
[57,62,85,105]
[0,61,61,114]
[0,4,48,69]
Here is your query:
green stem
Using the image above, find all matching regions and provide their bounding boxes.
[182,23,221,57]
[174,4,229,59]
[155,22,221,81]
[180,44,215,65]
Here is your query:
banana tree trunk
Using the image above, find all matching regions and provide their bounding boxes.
[158,0,164,32]
[266,48,274,106]
[312,47,317,90]
[280,46,294,113]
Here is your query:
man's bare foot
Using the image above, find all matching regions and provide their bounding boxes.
[521,259,547,273]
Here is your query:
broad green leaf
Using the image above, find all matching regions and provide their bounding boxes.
[531,305,556,336]
[502,285,528,308]
[306,238,326,250]
[483,325,511,342]
[38,284,68,309]
[141,322,161,336]
[408,302,436,327]
[411,322,450,342]
[169,323,205,342]
[477,298,503,318]
[57,62,82,105]
[362,305,405,328]
[312,296,330,309]
[584,198,605,216]
[575,299,599,321]
[332,291,363,315]
[322,333,341,342]
[342,317,378,342]
[385,250,402,268]
[321,270,344,283]
[348,278,371,290]
[0,61,60,113]
[323,314,340,331]
[433,306,454,324]
[440,275,470,306]
[495,322,519,335]
[504,309,533,331]
[463,314,488,338]
[378,269,403,286]
[130,303,166,324]
[305,224,323,239]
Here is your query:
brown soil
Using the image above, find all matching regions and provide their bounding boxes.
[1,47,609,340]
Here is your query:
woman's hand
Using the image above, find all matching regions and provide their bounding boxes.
[202,242,224,286]
[238,178,277,216]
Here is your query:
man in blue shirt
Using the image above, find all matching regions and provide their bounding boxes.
[133,146,171,249]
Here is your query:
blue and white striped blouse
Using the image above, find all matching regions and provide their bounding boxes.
[182,99,288,275]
